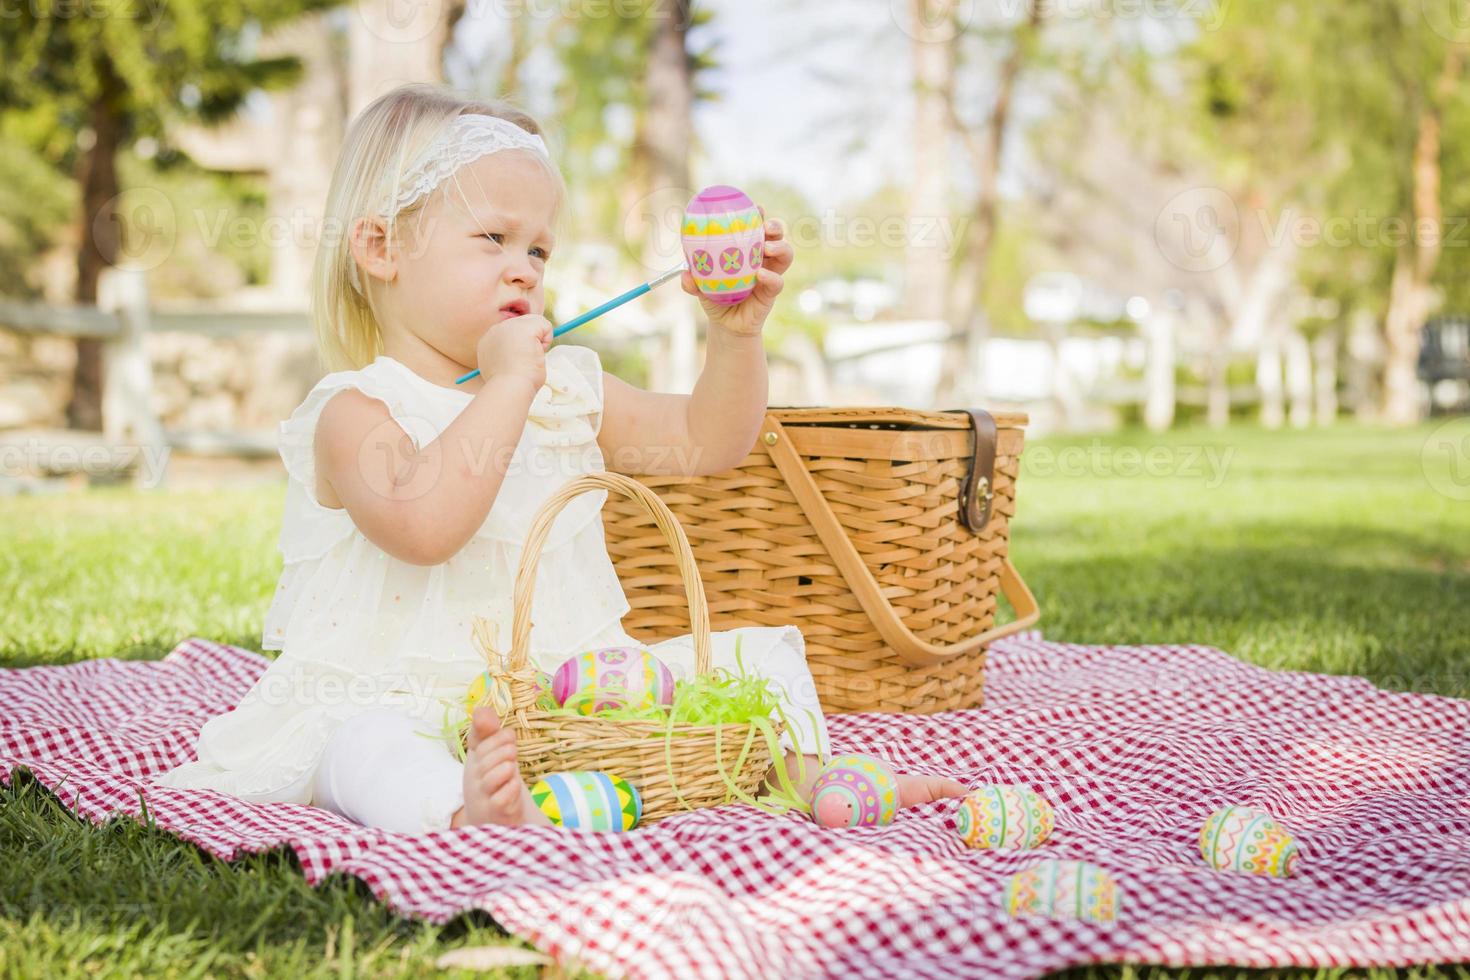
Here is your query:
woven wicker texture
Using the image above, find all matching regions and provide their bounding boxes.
[472,471,782,824]
[603,408,1036,714]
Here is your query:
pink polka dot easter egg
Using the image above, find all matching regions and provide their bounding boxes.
[1002,859,1121,923]
[551,646,676,716]
[954,784,1055,850]
[682,185,764,305]
[810,754,900,829]
[1199,805,1301,877]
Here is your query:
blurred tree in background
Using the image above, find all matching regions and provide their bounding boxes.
[1189,0,1470,423]
[0,0,344,430]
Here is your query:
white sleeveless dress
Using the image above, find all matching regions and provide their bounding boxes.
[154,345,831,806]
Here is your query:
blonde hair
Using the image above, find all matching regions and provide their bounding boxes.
[311,83,567,372]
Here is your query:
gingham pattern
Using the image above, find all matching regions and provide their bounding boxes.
[4,632,1469,978]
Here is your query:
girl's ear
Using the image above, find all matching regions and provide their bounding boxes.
[349,216,396,286]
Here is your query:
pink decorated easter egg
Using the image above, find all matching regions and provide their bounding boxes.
[682,185,764,305]
[810,754,900,828]
[551,646,676,716]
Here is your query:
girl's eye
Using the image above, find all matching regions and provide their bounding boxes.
[482,233,548,260]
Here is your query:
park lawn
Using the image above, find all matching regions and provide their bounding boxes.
[2,420,1467,978]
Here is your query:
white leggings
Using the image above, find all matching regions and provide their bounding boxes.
[312,707,465,834]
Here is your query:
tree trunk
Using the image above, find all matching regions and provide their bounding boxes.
[642,0,696,392]
[1256,334,1284,429]
[68,55,125,432]
[1142,309,1175,431]
[934,0,1044,406]
[1312,329,1339,425]
[1380,46,1463,425]
[1284,329,1313,428]
[1206,346,1230,428]
[906,0,954,320]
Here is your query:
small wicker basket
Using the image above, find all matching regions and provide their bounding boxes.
[467,470,795,826]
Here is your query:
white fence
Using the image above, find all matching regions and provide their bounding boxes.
[0,266,312,488]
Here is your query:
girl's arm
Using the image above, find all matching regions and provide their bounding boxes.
[598,328,768,477]
[597,213,792,477]
[313,373,540,565]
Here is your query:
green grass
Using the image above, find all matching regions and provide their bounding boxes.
[2,420,1468,978]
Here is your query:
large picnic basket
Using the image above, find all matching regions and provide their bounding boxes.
[601,407,1039,715]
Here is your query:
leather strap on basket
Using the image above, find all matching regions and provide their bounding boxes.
[958,409,997,533]
[759,414,1040,668]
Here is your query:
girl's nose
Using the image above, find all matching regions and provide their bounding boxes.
[505,257,538,287]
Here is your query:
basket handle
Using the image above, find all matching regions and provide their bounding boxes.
[759,414,1040,668]
[502,470,713,678]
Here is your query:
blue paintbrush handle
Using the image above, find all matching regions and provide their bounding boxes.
[455,263,685,385]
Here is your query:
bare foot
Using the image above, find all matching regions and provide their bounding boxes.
[450,705,552,828]
[765,752,969,814]
[896,772,969,809]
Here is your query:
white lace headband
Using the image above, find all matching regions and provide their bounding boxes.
[349,114,551,293]
[377,114,550,219]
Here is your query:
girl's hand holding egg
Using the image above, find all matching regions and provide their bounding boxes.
[680,185,793,339]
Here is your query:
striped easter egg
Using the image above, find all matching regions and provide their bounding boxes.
[1199,805,1300,877]
[810,754,900,828]
[530,771,643,831]
[551,646,676,716]
[954,784,1055,850]
[682,185,764,305]
[1002,860,1121,923]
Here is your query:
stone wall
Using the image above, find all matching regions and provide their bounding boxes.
[0,327,323,436]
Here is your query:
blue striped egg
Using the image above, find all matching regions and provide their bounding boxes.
[530,771,642,831]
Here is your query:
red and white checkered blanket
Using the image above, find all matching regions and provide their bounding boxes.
[4,631,1469,978]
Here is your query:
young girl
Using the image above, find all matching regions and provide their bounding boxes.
[155,83,966,833]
